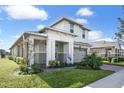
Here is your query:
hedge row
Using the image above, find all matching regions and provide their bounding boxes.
[8,56,43,74]
[8,56,28,65]
[49,60,74,68]
[101,56,124,63]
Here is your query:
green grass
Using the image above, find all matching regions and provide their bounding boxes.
[103,61,124,67]
[0,58,113,88]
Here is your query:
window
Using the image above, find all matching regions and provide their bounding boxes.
[82,31,85,39]
[70,23,74,33]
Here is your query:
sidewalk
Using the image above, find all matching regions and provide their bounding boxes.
[101,64,124,72]
[85,65,124,88]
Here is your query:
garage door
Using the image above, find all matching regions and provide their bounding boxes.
[74,48,87,63]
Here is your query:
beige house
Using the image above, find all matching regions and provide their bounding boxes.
[90,40,123,57]
[10,17,91,67]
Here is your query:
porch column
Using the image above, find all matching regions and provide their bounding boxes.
[28,38,34,66]
[19,45,22,57]
[67,41,74,64]
[23,43,26,57]
[17,45,19,57]
[46,39,55,67]
[87,48,90,54]
[23,35,27,58]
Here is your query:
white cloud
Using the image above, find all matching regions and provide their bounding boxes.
[4,5,48,20]
[11,35,20,39]
[89,30,114,42]
[36,24,45,30]
[89,30,103,41]
[75,18,88,24]
[76,8,94,16]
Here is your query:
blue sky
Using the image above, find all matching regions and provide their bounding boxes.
[0,5,123,51]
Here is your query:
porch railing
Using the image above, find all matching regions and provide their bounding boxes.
[55,52,67,63]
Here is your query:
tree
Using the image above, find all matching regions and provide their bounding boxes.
[115,6,124,49]
[84,53,102,69]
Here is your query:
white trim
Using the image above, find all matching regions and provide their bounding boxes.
[46,27,77,37]
[49,17,91,31]
[25,32,47,37]
[10,32,47,49]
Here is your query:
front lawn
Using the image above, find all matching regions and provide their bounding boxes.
[103,61,124,67]
[0,58,113,88]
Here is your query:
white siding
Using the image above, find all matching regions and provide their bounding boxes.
[13,46,18,56]
[74,24,88,43]
[52,20,70,32]
[52,20,89,43]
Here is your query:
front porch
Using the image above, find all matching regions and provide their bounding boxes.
[33,39,73,68]
[10,31,74,68]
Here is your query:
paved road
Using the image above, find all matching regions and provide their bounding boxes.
[84,64,124,88]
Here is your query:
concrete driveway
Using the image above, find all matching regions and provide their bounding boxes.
[84,64,124,88]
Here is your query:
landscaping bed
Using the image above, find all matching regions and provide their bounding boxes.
[0,58,113,88]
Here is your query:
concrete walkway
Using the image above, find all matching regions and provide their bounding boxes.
[85,65,124,88]
[101,64,124,72]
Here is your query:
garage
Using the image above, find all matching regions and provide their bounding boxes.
[74,48,87,63]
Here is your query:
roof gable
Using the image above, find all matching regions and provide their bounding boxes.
[50,17,91,31]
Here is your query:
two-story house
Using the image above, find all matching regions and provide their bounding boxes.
[10,17,91,67]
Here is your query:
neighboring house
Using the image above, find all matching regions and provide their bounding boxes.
[90,40,124,57]
[0,49,9,58]
[10,17,91,67]
[0,49,5,58]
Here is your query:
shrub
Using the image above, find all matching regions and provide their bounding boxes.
[60,62,66,67]
[16,57,27,65]
[108,57,112,63]
[76,65,91,69]
[22,57,28,65]
[111,57,118,63]
[75,62,90,69]
[49,60,57,67]
[101,57,108,61]
[19,64,28,73]
[13,56,16,62]
[1,54,5,58]
[84,53,102,70]
[8,56,13,60]
[15,57,19,64]
[8,56,28,65]
[31,63,42,74]
[118,57,124,62]
[8,56,29,74]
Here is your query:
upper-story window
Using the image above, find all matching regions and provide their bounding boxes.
[70,23,74,33]
[82,31,85,39]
